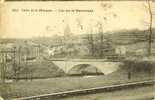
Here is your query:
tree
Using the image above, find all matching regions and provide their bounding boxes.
[143,0,153,56]
[98,22,104,57]
[0,52,6,83]
[147,0,153,56]
[12,46,21,81]
[87,32,95,57]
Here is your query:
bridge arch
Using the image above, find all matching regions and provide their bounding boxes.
[52,60,121,74]
[67,64,104,75]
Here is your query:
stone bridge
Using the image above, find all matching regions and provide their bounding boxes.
[49,59,122,74]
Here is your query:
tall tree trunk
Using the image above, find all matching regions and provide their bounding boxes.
[147,0,152,56]
[88,33,94,56]
[100,33,104,57]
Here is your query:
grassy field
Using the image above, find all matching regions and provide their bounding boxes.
[0,66,154,99]
[0,60,154,99]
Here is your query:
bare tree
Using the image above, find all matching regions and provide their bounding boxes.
[12,46,18,81]
[97,22,104,57]
[144,0,153,56]
[88,31,95,57]
[12,46,21,81]
[0,52,6,83]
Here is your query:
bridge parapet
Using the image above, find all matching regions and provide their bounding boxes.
[48,58,117,62]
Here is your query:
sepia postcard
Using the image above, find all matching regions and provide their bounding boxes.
[0,0,155,100]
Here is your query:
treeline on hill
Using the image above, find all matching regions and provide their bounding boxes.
[110,29,155,44]
[31,28,155,58]
[0,28,154,59]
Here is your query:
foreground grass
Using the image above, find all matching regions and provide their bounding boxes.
[59,85,154,100]
[0,67,154,99]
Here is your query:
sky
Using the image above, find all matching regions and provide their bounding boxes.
[0,1,155,38]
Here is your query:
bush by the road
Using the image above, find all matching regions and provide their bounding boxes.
[121,60,155,77]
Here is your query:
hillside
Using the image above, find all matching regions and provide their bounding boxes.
[109,29,155,45]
